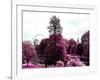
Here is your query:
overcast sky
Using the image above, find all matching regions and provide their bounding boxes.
[23,11,90,43]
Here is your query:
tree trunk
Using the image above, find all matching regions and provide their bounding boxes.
[26,61,29,67]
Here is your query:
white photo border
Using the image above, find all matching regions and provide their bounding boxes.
[12,2,97,80]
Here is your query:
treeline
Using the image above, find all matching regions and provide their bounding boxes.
[22,30,89,67]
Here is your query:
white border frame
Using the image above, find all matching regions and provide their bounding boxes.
[11,1,97,80]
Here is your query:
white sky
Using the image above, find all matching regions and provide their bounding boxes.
[23,11,90,43]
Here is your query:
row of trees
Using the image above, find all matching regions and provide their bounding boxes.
[22,32,89,67]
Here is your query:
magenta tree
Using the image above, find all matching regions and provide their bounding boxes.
[22,41,36,67]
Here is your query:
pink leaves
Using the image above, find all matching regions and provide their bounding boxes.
[22,41,36,66]
[67,55,85,67]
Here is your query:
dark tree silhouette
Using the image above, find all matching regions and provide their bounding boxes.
[81,31,89,65]
[47,16,63,35]
[67,38,77,55]
[38,38,49,64]
[76,43,84,56]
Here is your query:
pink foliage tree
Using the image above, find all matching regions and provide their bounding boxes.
[22,41,36,67]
